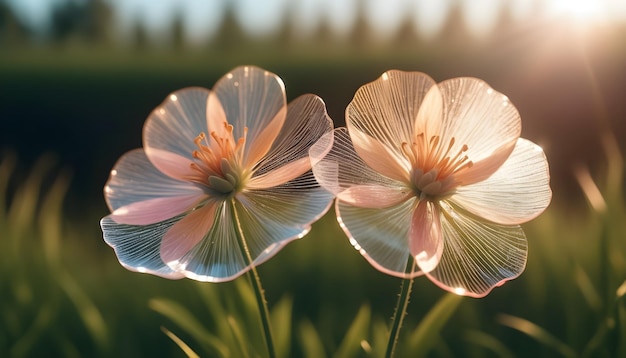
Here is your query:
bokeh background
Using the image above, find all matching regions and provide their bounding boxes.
[1,0,625,357]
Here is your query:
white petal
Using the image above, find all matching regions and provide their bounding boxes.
[452,138,551,225]
[311,128,407,196]
[436,77,521,173]
[143,88,210,178]
[426,201,527,297]
[104,149,205,225]
[211,66,287,166]
[100,215,186,279]
[336,198,423,278]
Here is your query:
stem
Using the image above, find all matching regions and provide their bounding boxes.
[230,199,276,358]
[385,256,416,358]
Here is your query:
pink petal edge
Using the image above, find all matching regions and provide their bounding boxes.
[409,200,444,273]
[160,203,218,268]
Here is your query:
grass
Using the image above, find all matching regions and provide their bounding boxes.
[0,132,624,357]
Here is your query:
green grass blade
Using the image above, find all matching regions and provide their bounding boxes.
[57,268,109,352]
[161,326,201,358]
[463,330,516,358]
[37,168,71,267]
[334,304,371,358]
[227,315,252,358]
[406,293,463,356]
[0,150,16,222]
[498,314,577,358]
[270,295,293,358]
[298,319,326,358]
[9,303,56,357]
[149,298,230,357]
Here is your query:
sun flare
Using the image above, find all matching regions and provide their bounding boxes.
[546,0,608,24]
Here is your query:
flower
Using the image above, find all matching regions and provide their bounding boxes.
[310,70,551,297]
[101,66,334,282]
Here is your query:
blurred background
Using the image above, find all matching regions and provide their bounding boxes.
[1,0,625,357]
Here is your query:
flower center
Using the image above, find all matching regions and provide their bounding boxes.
[401,133,473,200]
[189,122,249,196]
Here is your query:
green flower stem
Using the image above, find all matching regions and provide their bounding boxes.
[230,199,276,358]
[385,256,416,358]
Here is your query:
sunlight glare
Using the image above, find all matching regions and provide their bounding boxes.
[545,0,608,24]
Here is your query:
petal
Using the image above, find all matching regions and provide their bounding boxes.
[100,215,185,279]
[161,202,218,266]
[310,127,407,196]
[426,201,528,297]
[346,71,437,181]
[111,196,204,226]
[172,171,333,282]
[143,88,210,179]
[347,70,437,155]
[104,149,205,225]
[436,77,521,175]
[247,157,310,189]
[212,66,287,166]
[248,94,333,188]
[336,198,422,278]
[348,128,411,182]
[452,138,552,225]
[236,171,334,259]
[415,83,444,137]
[337,185,412,209]
[409,200,443,273]
[169,202,245,281]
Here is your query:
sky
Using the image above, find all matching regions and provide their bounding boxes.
[5,0,626,44]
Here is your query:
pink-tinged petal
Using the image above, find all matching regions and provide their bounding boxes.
[415,82,444,137]
[206,91,228,137]
[161,203,218,267]
[168,171,333,282]
[337,185,411,209]
[211,66,287,165]
[100,215,186,279]
[143,88,210,172]
[111,196,203,225]
[244,106,287,167]
[247,157,310,189]
[452,138,552,225]
[426,201,527,297]
[311,128,407,196]
[436,78,521,166]
[348,127,410,182]
[104,149,204,212]
[453,142,515,186]
[409,200,443,273]
[142,148,195,182]
[347,70,437,154]
[336,198,423,278]
[166,202,245,282]
[255,94,333,176]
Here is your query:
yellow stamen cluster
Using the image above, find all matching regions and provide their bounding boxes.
[402,133,473,199]
[189,122,248,195]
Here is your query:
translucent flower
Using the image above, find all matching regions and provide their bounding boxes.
[101,66,334,282]
[311,70,551,297]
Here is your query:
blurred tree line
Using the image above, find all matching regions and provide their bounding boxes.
[0,0,579,54]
